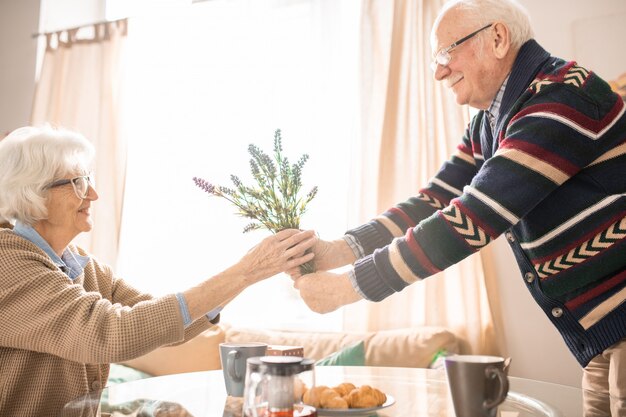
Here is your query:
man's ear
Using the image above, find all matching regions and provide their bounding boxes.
[491,22,511,59]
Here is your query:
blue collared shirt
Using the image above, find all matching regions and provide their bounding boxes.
[13,221,90,280]
[12,221,221,327]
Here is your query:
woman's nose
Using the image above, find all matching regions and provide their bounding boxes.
[86,185,99,201]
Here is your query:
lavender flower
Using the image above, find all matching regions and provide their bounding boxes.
[193,177,217,195]
[193,129,318,273]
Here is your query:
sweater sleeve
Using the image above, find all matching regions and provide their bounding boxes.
[88,252,214,349]
[351,74,625,301]
[0,239,209,364]
[346,121,479,257]
[103,259,215,335]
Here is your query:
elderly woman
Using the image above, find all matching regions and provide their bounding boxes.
[0,125,315,416]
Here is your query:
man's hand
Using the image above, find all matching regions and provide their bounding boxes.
[292,270,362,313]
[287,236,358,278]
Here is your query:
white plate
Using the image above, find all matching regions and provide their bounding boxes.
[316,395,395,416]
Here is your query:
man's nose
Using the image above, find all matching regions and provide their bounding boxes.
[433,64,450,81]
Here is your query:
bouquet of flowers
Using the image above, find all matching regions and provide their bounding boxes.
[193,129,318,274]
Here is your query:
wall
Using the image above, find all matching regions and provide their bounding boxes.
[0,0,624,388]
[524,0,626,80]
[0,0,106,135]
[0,0,40,134]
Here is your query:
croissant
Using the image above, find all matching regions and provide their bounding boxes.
[302,385,329,408]
[346,385,387,408]
[320,388,349,409]
[332,382,357,397]
[294,378,308,401]
[303,383,387,409]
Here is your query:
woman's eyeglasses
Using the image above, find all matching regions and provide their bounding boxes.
[44,175,95,199]
[431,23,493,72]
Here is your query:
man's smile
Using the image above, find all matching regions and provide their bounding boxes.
[445,74,464,89]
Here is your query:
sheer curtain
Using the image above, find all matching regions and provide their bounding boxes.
[30,20,128,269]
[344,0,505,356]
[115,0,360,331]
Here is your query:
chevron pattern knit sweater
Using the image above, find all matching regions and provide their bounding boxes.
[0,230,213,417]
[347,40,626,367]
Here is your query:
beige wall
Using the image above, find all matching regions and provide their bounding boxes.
[1,0,624,389]
[524,0,626,80]
[0,0,40,134]
[0,0,105,134]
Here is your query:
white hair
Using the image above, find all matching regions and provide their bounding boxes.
[0,125,95,225]
[432,0,534,51]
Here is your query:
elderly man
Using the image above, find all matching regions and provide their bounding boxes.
[292,0,626,415]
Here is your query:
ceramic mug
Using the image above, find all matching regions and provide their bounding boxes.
[445,355,510,417]
[219,342,268,397]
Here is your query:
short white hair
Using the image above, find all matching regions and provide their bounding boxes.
[432,0,534,51]
[0,125,95,225]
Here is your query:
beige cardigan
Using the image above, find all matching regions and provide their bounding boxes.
[0,229,214,416]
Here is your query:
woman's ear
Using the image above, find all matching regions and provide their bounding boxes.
[491,22,511,59]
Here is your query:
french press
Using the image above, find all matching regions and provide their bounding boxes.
[243,356,317,417]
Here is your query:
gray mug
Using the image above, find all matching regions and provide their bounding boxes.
[219,342,267,397]
[445,355,509,417]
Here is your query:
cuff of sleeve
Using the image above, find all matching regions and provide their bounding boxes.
[175,293,193,328]
[353,255,395,302]
[343,234,365,259]
[347,268,368,299]
[346,223,389,255]
[206,306,223,323]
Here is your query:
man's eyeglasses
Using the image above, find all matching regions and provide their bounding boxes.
[430,23,493,72]
[44,175,95,200]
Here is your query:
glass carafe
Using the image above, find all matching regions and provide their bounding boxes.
[243,356,317,417]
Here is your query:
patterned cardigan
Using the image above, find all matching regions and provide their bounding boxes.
[0,229,214,417]
[347,40,626,367]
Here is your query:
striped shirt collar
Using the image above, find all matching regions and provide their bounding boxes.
[485,75,510,132]
[13,221,90,280]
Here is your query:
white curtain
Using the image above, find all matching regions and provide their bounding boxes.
[30,20,128,269]
[344,0,505,356]
[114,0,360,331]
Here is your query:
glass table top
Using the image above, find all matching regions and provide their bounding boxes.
[60,366,584,417]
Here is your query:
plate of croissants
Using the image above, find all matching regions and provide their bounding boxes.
[302,382,395,416]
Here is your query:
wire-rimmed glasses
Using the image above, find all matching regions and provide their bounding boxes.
[430,23,493,72]
[44,175,95,199]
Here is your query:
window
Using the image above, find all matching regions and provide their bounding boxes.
[114,0,360,331]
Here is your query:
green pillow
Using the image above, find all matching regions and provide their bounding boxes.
[102,364,154,412]
[107,363,153,386]
[315,340,366,366]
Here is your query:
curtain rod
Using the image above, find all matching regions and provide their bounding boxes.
[31,17,127,39]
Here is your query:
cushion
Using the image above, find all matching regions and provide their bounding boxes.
[121,324,460,376]
[107,363,152,386]
[224,325,459,368]
[103,364,154,412]
[121,325,225,376]
[315,340,365,366]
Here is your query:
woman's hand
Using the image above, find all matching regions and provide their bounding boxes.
[292,270,362,313]
[238,229,316,283]
[183,229,315,321]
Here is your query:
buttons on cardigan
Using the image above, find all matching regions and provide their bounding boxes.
[551,307,563,318]
[524,272,535,283]
[505,232,515,243]
[91,380,101,391]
